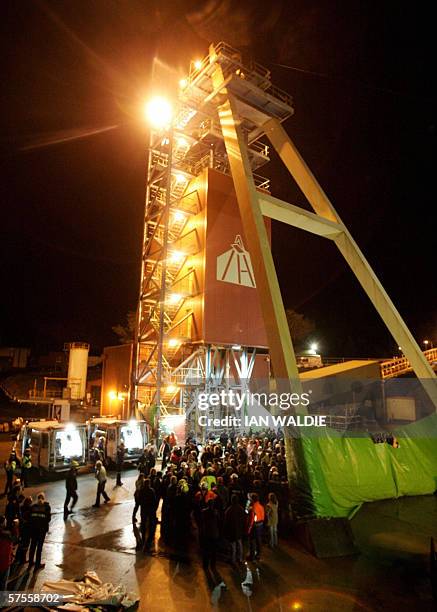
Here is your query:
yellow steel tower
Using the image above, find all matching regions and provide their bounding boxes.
[131,43,437,436]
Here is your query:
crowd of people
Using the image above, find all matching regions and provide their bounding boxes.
[0,429,290,588]
[132,431,290,570]
[0,451,52,589]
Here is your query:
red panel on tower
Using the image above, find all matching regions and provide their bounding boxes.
[202,169,270,348]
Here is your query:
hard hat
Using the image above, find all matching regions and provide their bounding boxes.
[71,460,79,468]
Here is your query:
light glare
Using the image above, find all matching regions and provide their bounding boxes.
[168,293,182,304]
[173,210,185,222]
[145,97,172,129]
[169,250,185,263]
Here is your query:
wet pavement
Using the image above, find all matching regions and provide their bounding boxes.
[0,467,435,611]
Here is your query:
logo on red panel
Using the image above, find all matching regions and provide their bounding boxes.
[216,235,256,288]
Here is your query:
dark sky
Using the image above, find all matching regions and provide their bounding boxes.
[1,0,436,357]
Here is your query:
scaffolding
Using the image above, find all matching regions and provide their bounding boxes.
[131,43,292,429]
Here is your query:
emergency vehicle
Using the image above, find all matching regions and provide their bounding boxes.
[87,417,147,464]
[16,420,88,474]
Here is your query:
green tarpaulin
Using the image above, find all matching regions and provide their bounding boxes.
[302,414,437,517]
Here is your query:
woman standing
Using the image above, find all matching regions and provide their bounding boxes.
[266,492,279,548]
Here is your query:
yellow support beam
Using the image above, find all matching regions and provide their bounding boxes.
[211,53,308,497]
[210,71,303,400]
[263,116,437,409]
[258,193,343,240]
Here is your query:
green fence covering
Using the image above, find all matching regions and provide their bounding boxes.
[302,414,437,518]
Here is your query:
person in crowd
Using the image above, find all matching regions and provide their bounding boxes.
[160,436,171,471]
[4,452,18,497]
[92,460,110,508]
[15,496,33,564]
[28,492,51,570]
[116,442,125,486]
[247,492,265,561]
[201,467,217,491]
[21,448,32,488]
[173,478,191,548]
[215,476,229,510]
[5,487,21,530]
[146,444,156,473]
[162,473,180,541]
[224,494,245,564]
[200,499,220,573]
[266,492,279,548]
[133,473,145,522]
[228,473,245,505]
[129,430,290,565]
[138,478,156,550]
[0,514,18,589]
[64,461,79,520]
[138,448,149,475]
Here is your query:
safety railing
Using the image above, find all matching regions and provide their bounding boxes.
[380,348,437,379]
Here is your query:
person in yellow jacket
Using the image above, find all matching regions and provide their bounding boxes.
[200,467,217,491]
[22,449,32,488]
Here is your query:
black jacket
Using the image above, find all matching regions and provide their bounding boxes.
[30,502,51,533]
[224,503,246,541]
[66,470,78,493]
[138,487,156,515]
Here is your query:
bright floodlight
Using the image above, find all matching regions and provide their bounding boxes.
[310,343,318,353]
[108,390,117,400]
[194,59,202,70]
[145,97,172,129]
[168,293,182,304]
[169,250,185,263]
[173,210,185,222]
[168,338,180,347]
[179,78,188,89]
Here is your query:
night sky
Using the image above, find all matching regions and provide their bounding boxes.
[1,1,436,358]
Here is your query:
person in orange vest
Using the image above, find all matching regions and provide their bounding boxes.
[247,492,265,561]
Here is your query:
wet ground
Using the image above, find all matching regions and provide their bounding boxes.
[0,463,436,611]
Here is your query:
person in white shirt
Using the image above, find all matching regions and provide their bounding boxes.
[92,460,110,508]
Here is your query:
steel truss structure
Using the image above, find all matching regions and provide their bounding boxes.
[132,42,437,437]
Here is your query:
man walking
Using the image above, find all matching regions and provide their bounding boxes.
[64,461,79,520]
[116,442,125,486]
[28,492,51,570]
[92,460,110,508]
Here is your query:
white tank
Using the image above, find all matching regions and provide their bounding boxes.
[66,342,89,400]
